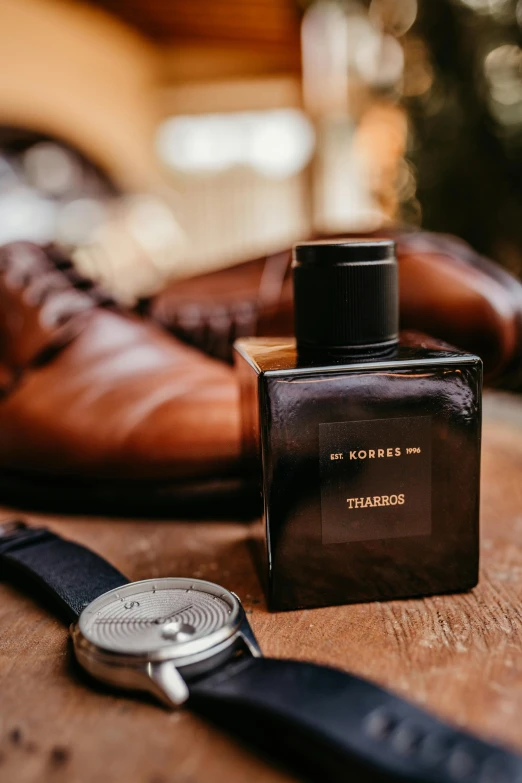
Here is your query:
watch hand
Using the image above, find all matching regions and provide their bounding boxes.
[153,604,194,624]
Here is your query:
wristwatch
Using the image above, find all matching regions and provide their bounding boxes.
[1,519,521,783]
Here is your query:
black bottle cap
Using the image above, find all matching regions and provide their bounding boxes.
[292,239,398,357]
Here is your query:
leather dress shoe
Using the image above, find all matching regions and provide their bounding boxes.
[145,249,293,365]
[147,230,522,387]
[0,242,243,514]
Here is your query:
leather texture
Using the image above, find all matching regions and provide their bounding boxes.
[0,524,128,621]
[148,229,522,387]
[191,657,522,783]
[0,242,243,512]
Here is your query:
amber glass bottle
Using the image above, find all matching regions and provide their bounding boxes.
[235,239,482,611]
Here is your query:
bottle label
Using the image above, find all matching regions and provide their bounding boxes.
[319,416,432,544]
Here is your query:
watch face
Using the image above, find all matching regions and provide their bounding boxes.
[78,578,241,657]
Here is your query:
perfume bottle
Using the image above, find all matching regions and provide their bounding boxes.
[235,239,482,611]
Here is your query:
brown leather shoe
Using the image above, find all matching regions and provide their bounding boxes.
[147,229,522,387]
[0,242,243,514]
[144,249,294,365]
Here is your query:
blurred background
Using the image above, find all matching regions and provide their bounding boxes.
[2,0,521,302]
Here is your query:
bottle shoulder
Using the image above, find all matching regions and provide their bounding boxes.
[234,332,482,377]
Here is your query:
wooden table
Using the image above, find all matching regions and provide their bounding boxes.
[2,391,522,783]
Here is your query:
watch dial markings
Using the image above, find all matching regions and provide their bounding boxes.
[82,584,235,655]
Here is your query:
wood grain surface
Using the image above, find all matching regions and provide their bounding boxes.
[2,391,522,783]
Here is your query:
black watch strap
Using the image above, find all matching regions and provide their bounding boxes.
[190,657,522,783]
[0,520,129,622]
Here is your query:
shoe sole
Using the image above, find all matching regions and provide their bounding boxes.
[0,469,259,519]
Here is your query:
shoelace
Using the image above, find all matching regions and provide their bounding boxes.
[0,243,117,395]
[43,244,116,311]
[0,243,115,325]
[152,250,292,363]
